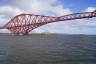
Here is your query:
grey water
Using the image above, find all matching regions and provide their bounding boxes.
[0,34,96,64]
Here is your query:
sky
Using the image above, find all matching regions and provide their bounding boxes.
[0,0,96,34]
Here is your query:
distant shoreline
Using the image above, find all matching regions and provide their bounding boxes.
[0,33,96,36]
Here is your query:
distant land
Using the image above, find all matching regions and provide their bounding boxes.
[0,32,96,36]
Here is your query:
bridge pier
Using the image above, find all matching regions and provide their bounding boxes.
[12,32,28,35]
[17,32,28,35]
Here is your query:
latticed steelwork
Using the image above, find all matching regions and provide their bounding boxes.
[0,12,96,35]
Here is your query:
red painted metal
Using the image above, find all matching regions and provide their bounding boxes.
[0,12,96,35]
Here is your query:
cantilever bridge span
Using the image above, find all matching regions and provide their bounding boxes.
[0,12,96,35]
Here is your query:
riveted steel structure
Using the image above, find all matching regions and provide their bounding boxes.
[0,12,96,35]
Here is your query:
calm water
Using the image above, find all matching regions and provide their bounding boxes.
[0,34,96,64]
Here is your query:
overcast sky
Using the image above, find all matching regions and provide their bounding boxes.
[0,0,96,34]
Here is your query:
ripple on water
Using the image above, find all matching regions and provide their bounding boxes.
[0,34,96,64]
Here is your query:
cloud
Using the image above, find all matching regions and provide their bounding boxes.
[84,7,96,12]
[0,15,8,26]
[0,6,24,17]
[70,7,96,34]
[6,0,72,16]
[77,7,96,28]
[0,0,96,34]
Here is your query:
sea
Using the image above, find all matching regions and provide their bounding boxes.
[0,34,96,64]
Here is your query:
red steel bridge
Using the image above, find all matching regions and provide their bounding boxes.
[0,11,96,35]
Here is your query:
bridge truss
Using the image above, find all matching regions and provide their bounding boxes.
[0,12,96,35]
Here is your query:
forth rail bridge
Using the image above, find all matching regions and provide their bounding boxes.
[0,11,96,35]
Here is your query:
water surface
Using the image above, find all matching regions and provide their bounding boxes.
[0,34,96,64]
